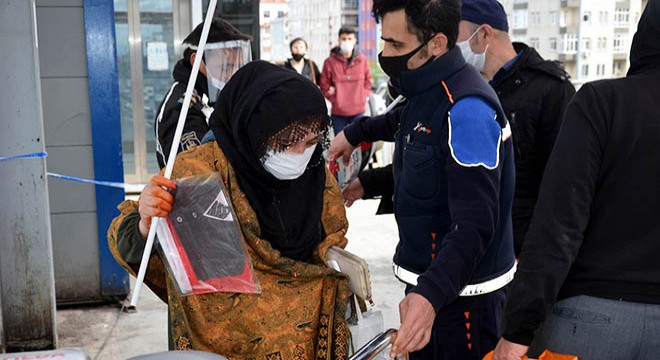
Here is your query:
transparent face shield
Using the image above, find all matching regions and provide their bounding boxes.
[202,40,252,102]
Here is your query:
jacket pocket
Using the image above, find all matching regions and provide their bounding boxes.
[402,143,439,200]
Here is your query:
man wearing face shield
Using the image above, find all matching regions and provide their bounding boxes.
[329,0,515,358]
[457,0,575,257]
[155,18,251,169]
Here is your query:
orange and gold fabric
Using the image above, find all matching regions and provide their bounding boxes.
[108,142,351,360]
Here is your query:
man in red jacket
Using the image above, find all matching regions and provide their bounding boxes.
[320,26,372,135]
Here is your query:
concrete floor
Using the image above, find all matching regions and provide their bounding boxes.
[55,199,405,359]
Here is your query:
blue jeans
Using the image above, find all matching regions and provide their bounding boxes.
[530,295,660,360]
[331,113,364,136]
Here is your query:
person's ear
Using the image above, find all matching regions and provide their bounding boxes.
[190,51,197,66]
[429,33,449,57]
[479,24,495,45]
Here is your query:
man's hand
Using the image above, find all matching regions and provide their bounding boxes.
[390,293,436,358]
[492,338,529,360]
[328,86,336,96]
[342,177,365,207]
[329,131,356,163]
[138,175,177,239]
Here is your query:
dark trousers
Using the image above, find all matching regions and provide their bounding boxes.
[530,295,660,360]
[331,113,364,136]
[407,286,507,360]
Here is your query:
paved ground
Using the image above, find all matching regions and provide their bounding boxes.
[56,199,405,359]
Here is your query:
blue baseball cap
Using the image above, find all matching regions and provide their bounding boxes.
[461,0,509,32]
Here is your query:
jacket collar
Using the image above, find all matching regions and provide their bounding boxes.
[398,46,466,97]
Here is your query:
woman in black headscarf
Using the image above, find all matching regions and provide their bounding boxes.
[108,61,351,359]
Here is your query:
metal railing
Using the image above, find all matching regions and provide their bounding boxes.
[349,329,398,360]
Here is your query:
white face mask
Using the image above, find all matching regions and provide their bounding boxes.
[457,27,488,72]
[340,40,355,54]
[262,145,316,180]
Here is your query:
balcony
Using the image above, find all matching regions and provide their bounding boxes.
[558,53,576,62]
[560,0,579,8]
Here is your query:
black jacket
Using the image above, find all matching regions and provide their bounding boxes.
[503,0,660,345]
[282,58,321,85]
[155,59,213,169]
[492,43,575,255]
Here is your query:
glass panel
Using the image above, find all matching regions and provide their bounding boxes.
[140,5,177,176]
[113,5,135,178]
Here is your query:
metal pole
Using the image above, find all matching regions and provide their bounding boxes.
[0,0,57,351]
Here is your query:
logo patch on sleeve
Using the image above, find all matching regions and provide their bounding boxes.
[448,97,501,169]
[180,131,201,151]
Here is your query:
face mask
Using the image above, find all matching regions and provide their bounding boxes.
[210,77,226,90]
[262,145,316,180]
[292,53,305,61]
[340,40,354,54]
[457,27,487,72]
[378,37,432,81]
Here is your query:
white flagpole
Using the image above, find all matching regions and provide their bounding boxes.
[129,0,219,307]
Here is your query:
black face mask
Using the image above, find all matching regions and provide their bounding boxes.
[378,37,433,81]
[292,53,305,61]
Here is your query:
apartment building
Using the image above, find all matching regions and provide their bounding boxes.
[259,0,290,62]
[502,0,643,84]
[287,0,361,65]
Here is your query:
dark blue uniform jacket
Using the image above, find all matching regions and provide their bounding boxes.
[345,46,515,311]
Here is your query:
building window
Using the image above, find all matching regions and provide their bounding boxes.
[549,37,557,51]
[277,10,285,18]
[581,64,589,77]
[530,38,540,49]
[560,10,567,27]
[531,12,541,26]
[263,10,270,18]
[597,37,607,50]
[549,11,558,26]
[599,11,609,25]
[342,0,358,10]
[583,11,592,25]
[596,64,605,76]
[513,9,528,29]
[581,38,591,51]
[614,8,630,26]
[562,33,578,53]
[613,34,627,52]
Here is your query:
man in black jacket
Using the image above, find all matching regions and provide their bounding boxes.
[155,18,250,169]
[494,0,660,359]
[457,0,575,255]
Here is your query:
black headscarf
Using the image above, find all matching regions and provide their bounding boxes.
[209,61,330,262]
[628,0,660,76]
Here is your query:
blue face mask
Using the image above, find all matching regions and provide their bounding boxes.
[262,145,316,180]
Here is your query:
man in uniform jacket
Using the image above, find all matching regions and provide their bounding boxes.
[331,0,516,358]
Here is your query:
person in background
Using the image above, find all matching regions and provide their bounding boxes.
[330,0,516,357]
[283,37,321,85]
[494,1,660,359]
[155,18,251,169]
[457,0,575,256]
[320,26,372,135]
[109,61,351,359]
